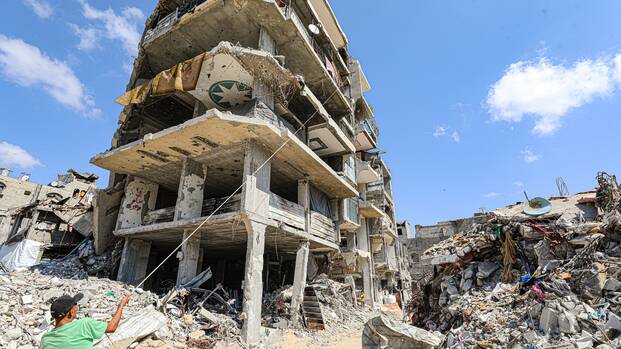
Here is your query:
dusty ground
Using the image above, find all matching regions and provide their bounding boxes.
[273,331,362,349]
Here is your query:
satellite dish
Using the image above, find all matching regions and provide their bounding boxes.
[308,23,321,35]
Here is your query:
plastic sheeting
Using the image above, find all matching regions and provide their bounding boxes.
[310,185,332,218]
[0,239,43,272]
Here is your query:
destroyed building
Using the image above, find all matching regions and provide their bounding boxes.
[408,173,621,348]
[0,168,98,270]
[407,215,485,281]
[88,0,410,345]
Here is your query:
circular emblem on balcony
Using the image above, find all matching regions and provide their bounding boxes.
[208,80,252,109]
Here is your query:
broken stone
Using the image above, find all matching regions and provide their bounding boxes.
[539,307,559,334]
[603,278,621,291]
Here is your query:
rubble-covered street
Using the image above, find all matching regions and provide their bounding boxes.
[408,172,621,348]
[0,245,386,348]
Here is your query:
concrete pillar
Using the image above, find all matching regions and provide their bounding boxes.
[290,240,310,324]
[0,214,11,244]
[116,177,158,230]
[174,157,207,221]
[361,258,374,306]
[241,220,267,346]
[117,238,152,285]
[176,229,202,286]
[252,81,274,110]
[25,209,40,239]
[297,179,310,233]
[241,141,271,217]
[258,27,276,55]
[197,248,205,272]
[345,274,357,309]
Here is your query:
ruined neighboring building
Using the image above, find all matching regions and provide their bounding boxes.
[407,214,487,281]
[88,0,409,344]
[0,168,98,259]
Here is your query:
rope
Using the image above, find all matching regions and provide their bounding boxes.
[134,90,337,290]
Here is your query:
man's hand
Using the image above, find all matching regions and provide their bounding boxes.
[119,295,130,308]
[106,295,130,333]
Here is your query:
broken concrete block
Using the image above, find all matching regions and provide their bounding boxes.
[603,278,621,291]
[362,316,443,349]
[605,312,621,332]
[446,284,459,296]
[557,310,579,334]
[476,261,499,279]
[539,307,559,333]
[20,295,33,305]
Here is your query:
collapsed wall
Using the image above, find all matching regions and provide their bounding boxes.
[408,216,485,281]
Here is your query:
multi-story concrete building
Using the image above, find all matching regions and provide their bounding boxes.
[89,0,408,344]
[0,168,97,250]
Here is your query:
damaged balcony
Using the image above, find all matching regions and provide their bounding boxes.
[92,110,355,250]
[356,159,380,184]
[268,192,337,247]
[368,214,397,240]
[307,117,356,157]
[138,0,353,119]
[354,119,379,152]
[359,200,383,219]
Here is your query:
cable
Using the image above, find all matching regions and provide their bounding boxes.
[134,90,338,290]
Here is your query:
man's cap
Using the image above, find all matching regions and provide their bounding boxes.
[50,293,84,319]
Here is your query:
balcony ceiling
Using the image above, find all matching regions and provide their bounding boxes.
[91,110,357,198]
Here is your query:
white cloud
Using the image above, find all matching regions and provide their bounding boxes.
[23,0,53,19]
[0,142,42,169]
[433,126,461,142]
[0,35,100,116]
[433,126,447,137]
[487,56,615,135]
[521,149,541,163]
[513,181,525,188]
[78,1,144,58]
[451,131,460,143]
[483,192,501,198]
[69,24,100,51]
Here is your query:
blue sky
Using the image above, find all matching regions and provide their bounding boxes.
[1,1,621,230]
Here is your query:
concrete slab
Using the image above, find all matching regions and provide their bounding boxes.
[91,110,357,198]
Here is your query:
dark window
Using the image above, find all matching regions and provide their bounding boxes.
[0,182,5,193]
[24,190,31,195]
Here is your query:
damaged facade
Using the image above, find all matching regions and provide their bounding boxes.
[407,215,486,281]
[89,0,410,345]
[0,168,98,270]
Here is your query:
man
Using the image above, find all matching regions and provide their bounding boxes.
[41,293,130,348]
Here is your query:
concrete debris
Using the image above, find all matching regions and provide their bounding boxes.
[362,315,443,349]
[0,265,389,349]
[408,172,621,349]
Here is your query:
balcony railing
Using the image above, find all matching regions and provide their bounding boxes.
[144,0,209,44]
[287,7,345,92]
[268,192,337,243]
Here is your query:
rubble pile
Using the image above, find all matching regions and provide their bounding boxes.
[0,253,379,348]
[0,268,249,348]
[0,269,164,348]
[308,275,373,329]
[33,240,119,279]
[291,274,381,345]
[411,172,621,349]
